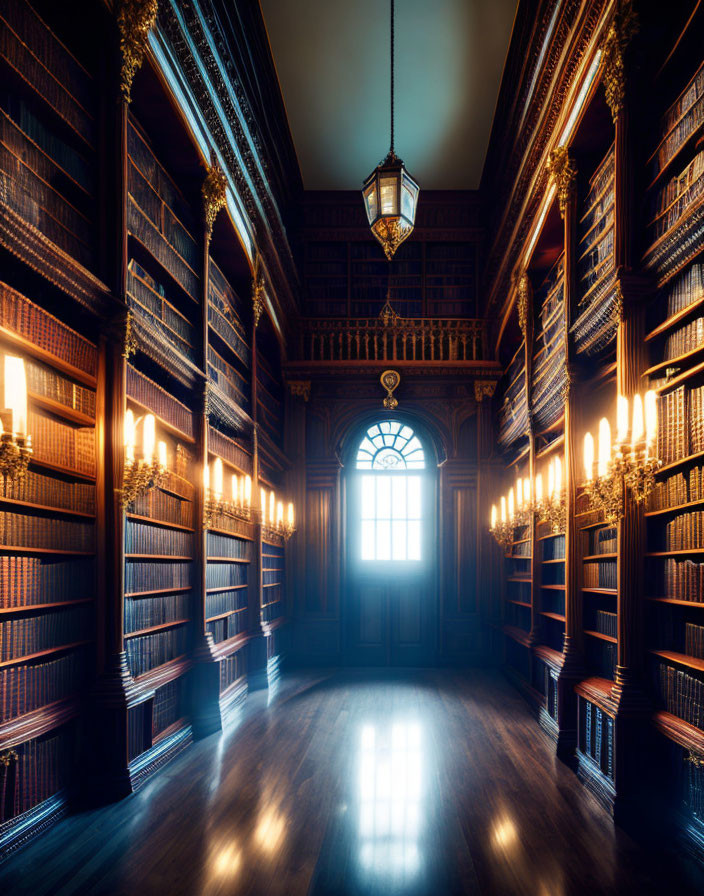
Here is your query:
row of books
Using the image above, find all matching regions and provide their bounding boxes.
[207,610,247,645]
[0,557,93,609]
[657,385,687,464]
[595,610,618,639]
[542,535,565,561]
[664,509,704,550]
[26,359,95,419]
[650,150,704,242]
[128,261,194,343]
[653,661,704,730]
[582,147,615,225]
[0,649,87,723]
[690,385,704,455]
[262,588,283,624]
[208,426,253,478]
[579,147,615,306]
[498,344,527,447]
[1,468,95,516]
[0,605,92,661]
[128,490,193,529]
[0,728,71,824]
[585,638,616,679]
[208,345,250,410]
[126,366,195,443]
[206,532,251,560]
[662,262,704,320]
[686,760,704,821]
[686,622,704,660]
[125,624,188,678]
[0,283,97,379]
[0,510,94,552]
[585,527,617,555]
[648,465,704,511]
[663,315,704,361]
[583,559,617,589]
[580,699,614,780]
[206,562,248,590]
[206,588,247,621]
[152,678,184,738]
[124,591,191,635]
[125,561,192,595]
[655,63,704,170]
[510,540,531,558]
[660,557,704,602]
[29,410,95,478]
[219,649,245,693]
[208,302,250,373]
[127,703,149,762]
[125,520,193,557]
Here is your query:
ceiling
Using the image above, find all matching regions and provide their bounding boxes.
[259,0,517,191]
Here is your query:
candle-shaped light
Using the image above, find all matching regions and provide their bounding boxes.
[4,356,27,436]
[213,457,223,500]
[507,487,515,522]
[516,478,523,509]
[645,390,657,449]
[287,502,294,529]
[124,408,136,464]
[142,414,156,464]
[244,475,252,509]
[535,473,543,505]
[269,491,276,527]
[260,487,267,522]
[584,431,594,482]
[500,496,507,524]
[491,504,497,529]
[554,455,562,498]
[547,459,555,501]
[616,394,629,448]
[598,417,611,478]
[276,501,284,529]
[157,440,167,469]
[631,393,644,452]
[232,474,239,506]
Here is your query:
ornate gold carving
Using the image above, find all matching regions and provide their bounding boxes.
[614,278,624,323]
[379,300,400,327]
[203,380,211,417]
[0,749,18,767]
[517,273,531,339]
[560,366,572,405]
[687,750,704,768]
[202,158,227,242]
[252,255,265,328]
[288,380,311,402]
[371,217,411,261]
[117,0,159,104]
[474,380,497,403]
[123,309,137,360]
[380,369,400,410]
[602,0,638,123]
[547,146,577,219]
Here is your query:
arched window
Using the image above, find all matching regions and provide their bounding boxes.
[356,421,425,562]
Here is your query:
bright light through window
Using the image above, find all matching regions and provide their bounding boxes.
[357,422,424,562]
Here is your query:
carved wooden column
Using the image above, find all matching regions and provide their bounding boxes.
[189,160,228,738]
[286,381,310,643]
[90,0,157,802]
[549,147,583,757]
[248,264,268,688]
[474,380,502,634]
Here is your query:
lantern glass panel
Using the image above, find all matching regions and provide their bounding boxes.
[401,184,415,222]
[379,175,398,215]
[364,182,378,224]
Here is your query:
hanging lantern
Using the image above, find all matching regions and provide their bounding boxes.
[362,0,419,260]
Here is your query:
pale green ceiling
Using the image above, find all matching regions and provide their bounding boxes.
[259,0,517,190]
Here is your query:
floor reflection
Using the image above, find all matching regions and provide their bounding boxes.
[356,720,424,887]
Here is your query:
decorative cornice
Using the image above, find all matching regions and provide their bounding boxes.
[117,0,159,103]
[547,146,577,219]
[602,0,638,123]
[123,309,137,360]
[202,157,228,242]
[474,380,497,403]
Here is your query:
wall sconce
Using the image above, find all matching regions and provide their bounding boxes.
[204,458,253,528]
[514,476,533,526]
[259,485,296,541]
[490,496,514,550]
[583,391,660,524]
[539,456,566,534]
[122,410,166,505]
[0,356,32,483]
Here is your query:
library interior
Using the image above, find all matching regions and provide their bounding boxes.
[1,0,704,893]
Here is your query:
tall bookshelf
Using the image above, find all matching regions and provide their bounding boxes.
[643,51,704,856]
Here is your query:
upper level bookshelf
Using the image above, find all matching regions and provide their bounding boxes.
[498,341,528,451]
[531,255,566,433]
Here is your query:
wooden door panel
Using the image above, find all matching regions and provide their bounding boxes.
[359,585,385,645]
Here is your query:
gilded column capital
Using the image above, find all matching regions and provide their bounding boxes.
[547,146,577,219]
[517,273,531,340]
[473,380,497,403]
[252,256,265,328]
[602,0,638,123]
[117,0,158,104]
[202,157,228,243]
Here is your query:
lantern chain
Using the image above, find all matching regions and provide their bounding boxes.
[390,0,395,154]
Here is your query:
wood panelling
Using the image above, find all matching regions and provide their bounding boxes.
[304,487,334,615]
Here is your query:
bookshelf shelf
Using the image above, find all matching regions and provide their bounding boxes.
[535,434,565,460]
[0,325,97,390]
[28,392,95,427]
[644,343,704,378]
[132,655,192,691]
[212,632,252,659]
[263,582,282,589]
[0,640,92,670]
[645,497,704,516]
[0,696,81,751]
[656,448,704,476]
[0,545,94,556]
[206,556,249,564]
[645,293,704,342]
[0,496,94,520]
[583,553,617,560]
[507,576,532,583]
[650,648,704,673]
[584,629,617,644]
[124,586,192,599]
[124,619,190,640]
[507,599,532,608]
[541,611,566,622]
[29,457,96,483]
[533,643,562,670]
[574,677,616,717]
[205,584,248,594]
[206,608,247,624]
[541,584,566,591]
[646,549,704,557]
[652,709,704,755]
[208,526,254,541]
[126,396,196,446]
[537,531,565,540]
[542,558,566,565]
[503,624,531,648]
[124,554,192,561]
[126,513,194,533]
[647,596,704,607]
[0,598,92,616]
[582,587,618,595]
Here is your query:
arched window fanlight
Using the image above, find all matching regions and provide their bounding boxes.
[356,421,425,470]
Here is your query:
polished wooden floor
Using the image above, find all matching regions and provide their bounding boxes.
[1,669,703,895]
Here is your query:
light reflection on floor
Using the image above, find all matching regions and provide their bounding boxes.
[357,720,424,885]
